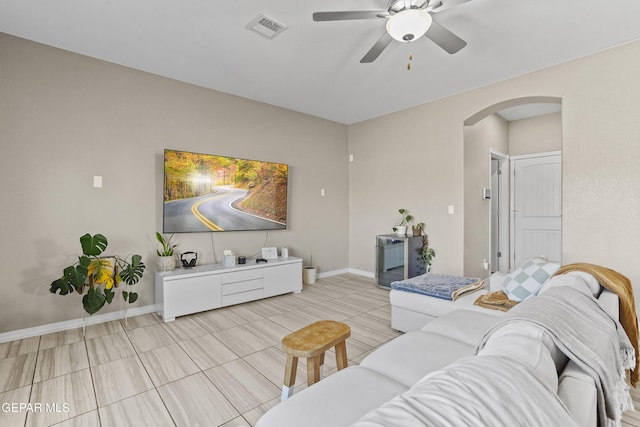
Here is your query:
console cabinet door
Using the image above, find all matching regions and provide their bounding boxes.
[164,274,222,319]
[263,262,302,297]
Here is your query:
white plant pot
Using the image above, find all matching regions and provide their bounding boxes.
[395,226,407,236]
[303,266,317,285]
[157,255,176,272]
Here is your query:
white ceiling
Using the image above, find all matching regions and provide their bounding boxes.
[1,0,640,125]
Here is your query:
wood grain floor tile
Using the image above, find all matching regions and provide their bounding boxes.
[242,319,291,346]
[0,352,37,393]
[0,336,40,359]
[35,341,89,382]
[86,330,136,366]
[39,328,84,350]
[119,313,158,331]
[204,359,280,413]
[99,389,174,427]
[126,323,174,353]
[83,320,124,340]
[139,343,199,387]
[0,384,31,427]
[193,309,240,333]
[178,333,238,370]
[160,315,208,342]
[243,346,307,388]
[158,372,238,427]
[26,369,96,427]
[91,355,154,407]
[213,326,270,357]
[50,410,100,426]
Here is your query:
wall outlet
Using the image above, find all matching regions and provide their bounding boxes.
[447,205,454,215]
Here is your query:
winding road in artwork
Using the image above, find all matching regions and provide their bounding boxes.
[163,186,285,232]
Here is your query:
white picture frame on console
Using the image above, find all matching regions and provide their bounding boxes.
[261,247,278,260]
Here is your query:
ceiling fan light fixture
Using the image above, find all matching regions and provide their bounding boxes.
[386,9,432,42]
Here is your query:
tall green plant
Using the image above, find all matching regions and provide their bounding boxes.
[155,232,177,256]
[50,233,146,315]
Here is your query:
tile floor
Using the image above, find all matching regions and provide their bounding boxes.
[1,273,639,426]
[0,274,400,426]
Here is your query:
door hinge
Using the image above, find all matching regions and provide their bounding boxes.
[497,251,502,258]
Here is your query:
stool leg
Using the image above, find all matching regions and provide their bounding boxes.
[307,355,322,385]
[282,354,298,401]
[335,341,348,371]
[319,351,325,378]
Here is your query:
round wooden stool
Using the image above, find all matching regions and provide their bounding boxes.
[280,320,351,401]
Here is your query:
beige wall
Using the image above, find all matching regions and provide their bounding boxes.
[349,39,640,310]
[463,114,509,278]
[509,112,562,156]
[3,32,640,333]
[0,33,349,333]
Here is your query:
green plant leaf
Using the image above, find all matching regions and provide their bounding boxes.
[63,264,88,292]
[50,278,71,295]
[123,291,128,301]
[80,234,108,256]
[82,287,106,315]
[119,255,145,286]
[128,292,138,304]
[104,287,115,304]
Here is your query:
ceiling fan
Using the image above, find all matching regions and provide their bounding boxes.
[313,0,470,63]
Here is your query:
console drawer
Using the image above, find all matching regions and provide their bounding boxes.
[222,288,264,306]
[222,278,263,296]
[221,269,263,284]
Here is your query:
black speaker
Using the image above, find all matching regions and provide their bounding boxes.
[181,252,198,268]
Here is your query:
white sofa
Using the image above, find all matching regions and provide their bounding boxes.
[257,276,620,427]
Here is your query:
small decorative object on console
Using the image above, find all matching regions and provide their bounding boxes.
[223,250,236,267]
[180,252,197,268]
[256,258,268,263]
[262,247,278,260]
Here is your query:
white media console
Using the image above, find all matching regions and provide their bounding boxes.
[155,256,302,322]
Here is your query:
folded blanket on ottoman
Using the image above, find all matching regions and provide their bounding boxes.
[391,273,484,301]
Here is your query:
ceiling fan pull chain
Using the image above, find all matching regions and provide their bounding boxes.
[407,51,414,71]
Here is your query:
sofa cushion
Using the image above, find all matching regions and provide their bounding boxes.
[390,288,502,319]
[503,257,560,301]
[558,361,597,427]
[477,322,559,392]
[255,366,407,427]
[359,331,474,388]
[420,309,502,346]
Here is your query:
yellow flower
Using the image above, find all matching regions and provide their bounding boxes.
[88,259,114,289]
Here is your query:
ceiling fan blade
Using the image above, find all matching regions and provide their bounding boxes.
[431,0,471,13]
[313,11,388,21]
[360,32,393,63]
[425,21,467,54]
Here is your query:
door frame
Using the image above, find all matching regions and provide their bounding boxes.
[489,149,510,273]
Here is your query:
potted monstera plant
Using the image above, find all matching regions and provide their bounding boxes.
[49,233,146,315]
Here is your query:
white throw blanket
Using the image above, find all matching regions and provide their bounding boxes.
[351,354,578,427]
[477,286,635,427]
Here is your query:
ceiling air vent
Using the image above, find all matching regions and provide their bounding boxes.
[246,14,288,39]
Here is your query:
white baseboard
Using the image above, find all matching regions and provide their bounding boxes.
[347,268,375,278]
[1,269,378,344]
[317,268,349,278]
[0,304,157,344]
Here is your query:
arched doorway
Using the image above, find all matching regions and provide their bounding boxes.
[463,96,562,278]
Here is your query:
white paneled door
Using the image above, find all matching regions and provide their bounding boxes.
[511,154,562,268]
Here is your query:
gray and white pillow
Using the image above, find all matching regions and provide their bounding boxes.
[503,257,560,302]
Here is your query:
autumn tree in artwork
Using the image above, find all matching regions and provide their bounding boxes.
[164,151,287,223]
